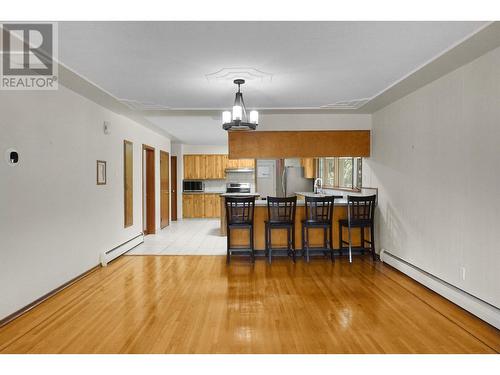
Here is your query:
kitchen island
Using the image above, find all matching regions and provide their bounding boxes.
[219,193,366,251]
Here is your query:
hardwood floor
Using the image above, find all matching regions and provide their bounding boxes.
[0,255,498,354]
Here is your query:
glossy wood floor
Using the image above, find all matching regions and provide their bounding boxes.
[0,255,498,354]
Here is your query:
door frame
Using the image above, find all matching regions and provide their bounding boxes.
[142,144,156,235]
[171,155,178,221]
[160,150,170,229]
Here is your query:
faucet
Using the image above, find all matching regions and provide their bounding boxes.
[314,178,323,194]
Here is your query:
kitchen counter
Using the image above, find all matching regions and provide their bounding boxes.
[219,201,365,250]
[256,197,348,206]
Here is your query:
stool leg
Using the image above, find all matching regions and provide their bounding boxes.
[371,223,376,261]
[288,227,292,252]
[348,222,353,263]
[323,227,327,257]
[305,227,310,263]
[301,224,305,259]
[268,226,272,264]
[264,223,268,257]
[329,226,334,263]
[338,222,343,256]
[291,225,296,263]
[226,227,231,264]
[361,227,365,255]
[250,227,255,263]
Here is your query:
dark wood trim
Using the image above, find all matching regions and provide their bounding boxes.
[160,150,170,229]
[0,265,100,328]
[124,140,133,228]
[142,144,156,235]
[171,155,178,221]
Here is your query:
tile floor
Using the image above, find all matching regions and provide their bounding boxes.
[128,219,227,255]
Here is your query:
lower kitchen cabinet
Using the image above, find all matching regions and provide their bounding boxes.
[183,193,221,218]
[203,194,221,218]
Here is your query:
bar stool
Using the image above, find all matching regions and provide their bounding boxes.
[265,196,297,264]
[301,196,341,262]
[338,195,377,262]
[225,196,256,264]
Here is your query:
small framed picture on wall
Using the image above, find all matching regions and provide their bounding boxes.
[97,160,107,185]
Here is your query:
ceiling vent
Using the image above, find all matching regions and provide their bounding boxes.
[320,98,370,110]
[206,67,273,83]
[120,99,170,111]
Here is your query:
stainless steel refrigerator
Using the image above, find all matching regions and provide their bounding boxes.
[256,159,314,198]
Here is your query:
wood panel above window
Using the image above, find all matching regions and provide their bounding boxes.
[228,130,370,159]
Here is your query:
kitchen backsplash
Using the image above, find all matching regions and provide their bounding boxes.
[225,171,256,193]
[203,180,226,193]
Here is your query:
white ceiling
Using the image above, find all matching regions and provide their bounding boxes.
[59,21,486,110]
[57,21,488,143]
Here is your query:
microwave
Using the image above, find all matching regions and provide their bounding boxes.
[183,180,204,192]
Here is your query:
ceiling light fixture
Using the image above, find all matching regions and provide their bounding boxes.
[222,79,258,131]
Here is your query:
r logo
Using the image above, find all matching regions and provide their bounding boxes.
[2,23,53,76]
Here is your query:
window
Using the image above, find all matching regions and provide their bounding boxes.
[317,157,362,190]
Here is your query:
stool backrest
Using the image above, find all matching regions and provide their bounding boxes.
[304,196,341,224]
[225,196,255,225]
[347,195,376,221]
[267,196,297,223]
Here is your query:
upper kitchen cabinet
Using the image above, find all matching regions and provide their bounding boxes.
[301,158,316,179]
[184,155,206,179]
[227,158,255,169]
[205,155,226,179]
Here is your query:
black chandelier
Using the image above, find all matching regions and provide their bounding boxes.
[222,79,258,131]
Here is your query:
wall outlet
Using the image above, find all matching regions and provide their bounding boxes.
[460,267,466,281]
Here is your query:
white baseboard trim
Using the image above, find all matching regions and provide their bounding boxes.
[100,233,143,266]
[380,249,500,329]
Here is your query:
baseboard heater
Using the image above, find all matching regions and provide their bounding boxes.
[100,233,143,266]
[380,249,500,329]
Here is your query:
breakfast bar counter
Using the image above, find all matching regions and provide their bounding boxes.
[219,195,364,251]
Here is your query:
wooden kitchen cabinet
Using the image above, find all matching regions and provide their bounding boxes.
[301,158,316,179]
[238,159,255,168]
[184,155,206,179]
[227,158,255,169]
[216,155,227,178]
[182,193,194,218]
[204,155,226,179]
[183,193,205,218]
[203,194,221,218]
[226,158,239,169]
[192,194,205,218]
[183,193,220,218]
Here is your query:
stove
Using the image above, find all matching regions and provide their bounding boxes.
[226,182,251,194]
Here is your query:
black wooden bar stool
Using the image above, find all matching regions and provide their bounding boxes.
[301,195,341,262]
[338,195,377,262]
[225,196,256,263]
[265,196,297,264]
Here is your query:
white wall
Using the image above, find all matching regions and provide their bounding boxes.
[0,85,171,319]
[363,46,500,308]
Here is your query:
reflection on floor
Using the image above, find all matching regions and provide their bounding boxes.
[129,219,226,255]
[0,255,497,354]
